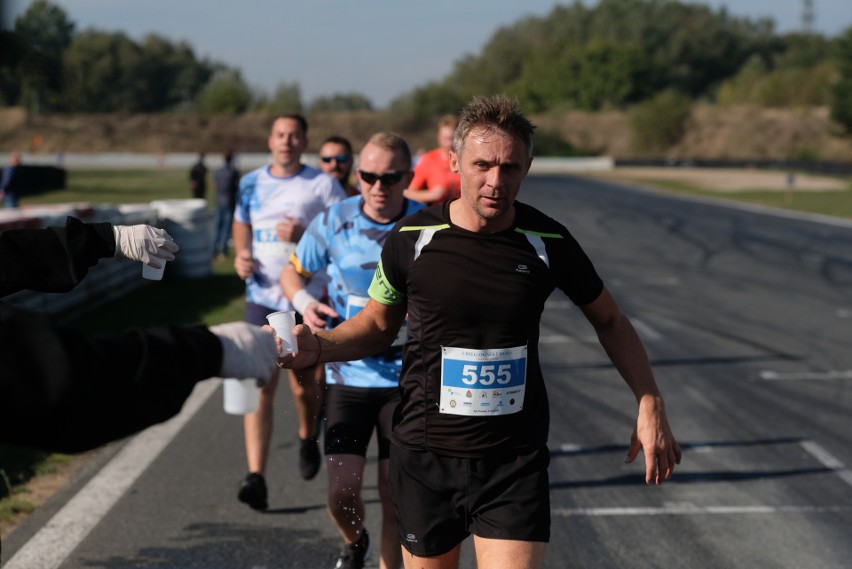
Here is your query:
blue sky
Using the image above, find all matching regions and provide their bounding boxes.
[4,0,850,108]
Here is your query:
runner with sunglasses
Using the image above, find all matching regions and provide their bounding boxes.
[318,136,359,197]
[282,133,423,569]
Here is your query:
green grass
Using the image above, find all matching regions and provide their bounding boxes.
[613,177,852,220]
[3,168,245,524]
[20,168,213,207]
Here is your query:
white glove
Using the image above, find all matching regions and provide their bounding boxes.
[209,322,278,384]
[113,224,179,268]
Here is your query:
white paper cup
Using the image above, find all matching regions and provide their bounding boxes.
[223,378,260,415]
[142,261,166,280]
[266,310,297,355]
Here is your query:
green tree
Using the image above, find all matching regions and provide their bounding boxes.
[197,70,252,115]
[253,82,303,113]
[389,80,467,123]
[718,54,834,107]
[138,35,215,111]
[61,30,140,112]
[830,27,852,133]
[14,0,74,112]
[630,89,692,153]
[515,40,651,112]
[400,0,777,115]
[62,29,221,112]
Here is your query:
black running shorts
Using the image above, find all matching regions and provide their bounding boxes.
[390,444,551,557]
[324,384,399,458]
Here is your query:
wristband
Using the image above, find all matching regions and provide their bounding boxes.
[292,288,318,316]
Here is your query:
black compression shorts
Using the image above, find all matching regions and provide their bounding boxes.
[324,384,399,458]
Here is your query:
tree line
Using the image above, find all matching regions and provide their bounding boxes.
[2,0,852,134]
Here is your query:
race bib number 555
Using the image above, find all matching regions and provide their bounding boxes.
[439,345,527,416]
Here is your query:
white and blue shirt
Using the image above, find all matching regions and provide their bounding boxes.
[292,195,424,388]
[235,164,345,310]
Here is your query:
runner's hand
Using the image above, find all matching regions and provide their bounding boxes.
[277,324,320,369]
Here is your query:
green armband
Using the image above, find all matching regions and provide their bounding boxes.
[368,260,404,305]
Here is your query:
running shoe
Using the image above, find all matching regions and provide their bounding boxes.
[299,437,321,480]
[334,529,371,569]
[237,472,268,510]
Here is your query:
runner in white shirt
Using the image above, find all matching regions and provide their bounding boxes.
[232,113,346,510]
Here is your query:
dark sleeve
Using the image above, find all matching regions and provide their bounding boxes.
[0,216,115,297]
[549,229,604,306]
[0,302,223,453]
[516,202,604,306]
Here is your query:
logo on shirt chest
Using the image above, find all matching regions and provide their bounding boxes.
[515,263,531,274]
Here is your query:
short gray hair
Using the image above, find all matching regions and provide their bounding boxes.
[454,94,535,158]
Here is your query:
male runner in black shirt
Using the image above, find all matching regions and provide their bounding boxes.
[280,94,681,569]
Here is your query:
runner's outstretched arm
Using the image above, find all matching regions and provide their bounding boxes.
[278,299,405,370]
[580,287,682,485]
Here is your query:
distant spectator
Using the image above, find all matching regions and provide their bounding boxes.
[318,136,359,197]
[212,151,240,259]
[404,114,460,205]
[189,152,208,200]
[1,151,22,208]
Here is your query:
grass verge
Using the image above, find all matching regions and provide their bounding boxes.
[587,173,852,220]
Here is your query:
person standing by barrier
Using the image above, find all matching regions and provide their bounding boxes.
[1,151,22,208]
[212,151,240,259]
[279,95,681,569]
[189,152,208,200]
[232,113,346,510]
[282,132,422,569]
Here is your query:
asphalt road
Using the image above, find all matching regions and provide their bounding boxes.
[4,174,852,568]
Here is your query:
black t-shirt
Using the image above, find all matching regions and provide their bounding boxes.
[372,200,603,457]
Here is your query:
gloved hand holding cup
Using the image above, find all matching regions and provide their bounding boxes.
[112,224,179,280]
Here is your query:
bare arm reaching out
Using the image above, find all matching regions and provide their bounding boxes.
[278,298,406,369]
[580,287,682,485]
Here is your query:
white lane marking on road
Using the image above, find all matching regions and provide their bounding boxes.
[553,504,852,517]
[3,379,221,569]
[539,334,577,344]
[631,319,663,342]
[759,370,852,381]
[800,440,852,488]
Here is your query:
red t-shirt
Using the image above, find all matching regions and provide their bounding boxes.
[409,148,461,203]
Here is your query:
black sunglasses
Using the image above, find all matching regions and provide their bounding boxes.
[320,154,350,163]
[358,170,406,186]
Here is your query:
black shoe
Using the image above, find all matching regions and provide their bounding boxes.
[334,529,371,569]
[299,437,321,480]
[237,472,268,510]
